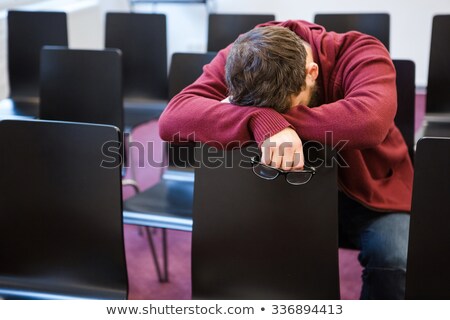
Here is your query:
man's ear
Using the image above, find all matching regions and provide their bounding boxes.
[306,62,319,81]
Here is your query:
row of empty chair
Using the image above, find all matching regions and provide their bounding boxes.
[1,11,274,127]
[40,47,214,134]
[3,11,450,126]
[1,118,448,299]
[25,44,215,283]
[0,12,390,118]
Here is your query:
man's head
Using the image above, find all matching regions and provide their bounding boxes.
[225,26,319,113]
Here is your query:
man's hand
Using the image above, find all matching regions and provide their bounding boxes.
[261,128,304,171]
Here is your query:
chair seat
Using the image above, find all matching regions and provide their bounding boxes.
[0,276,123,300]
[424,120,450,137]
[123,177,193,231]
[0,98,39,119]
[124,99,167,130]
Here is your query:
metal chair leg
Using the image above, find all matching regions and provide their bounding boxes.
[145,227,169,282]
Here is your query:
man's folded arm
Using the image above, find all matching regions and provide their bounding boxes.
[158,47,291,147]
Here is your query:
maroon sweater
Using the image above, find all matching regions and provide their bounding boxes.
[160,20,413,212]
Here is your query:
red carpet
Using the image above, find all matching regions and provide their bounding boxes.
[125,227,192,300]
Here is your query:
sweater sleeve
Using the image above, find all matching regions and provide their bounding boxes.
[159,47,291,147]
[281,36,397,149]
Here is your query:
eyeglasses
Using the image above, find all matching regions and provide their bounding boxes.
[250,156,316,185]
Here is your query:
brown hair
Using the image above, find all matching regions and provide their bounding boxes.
[225,26,307,113]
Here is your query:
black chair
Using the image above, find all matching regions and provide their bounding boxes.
[426,15,450,115]
[168,52,217,100]
[39,46,138,189]
[405,137,450,299]
[192,144,340,299]
[423,121,450,138]
[423,15,450,137]
[105,12,168,129]
[167,52,216,169]
[122,137,194,283]
[0,11,68,118]
[0,119,127,299]
[393,60,416,162]
[314,13,390,51]
[122,52,219,282]
[39,46,123,132]
[207,13,275,52]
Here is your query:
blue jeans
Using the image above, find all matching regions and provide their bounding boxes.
[338,192,410,299]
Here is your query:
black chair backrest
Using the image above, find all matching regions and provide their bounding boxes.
[393,59,416,163]
[405,137,450,299]
[7,10,68,99]
[105,12,168,101]
[426,15,450,114]
[314,13,390,51]
[168,52,217,100]
[167,52,216,168]
[192,144,340,299]
[39,46,123,133]
[0,119,127,299]
[207,13,275,52]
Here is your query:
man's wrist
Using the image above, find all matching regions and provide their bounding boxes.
[249,108,293,144]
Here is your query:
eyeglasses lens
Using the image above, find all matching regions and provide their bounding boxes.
[285,172,313,185]
[252,163,279,180]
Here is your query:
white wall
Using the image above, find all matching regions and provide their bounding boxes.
[0,11,8,99]
[132,0,450,88]
[131,2,208,63]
